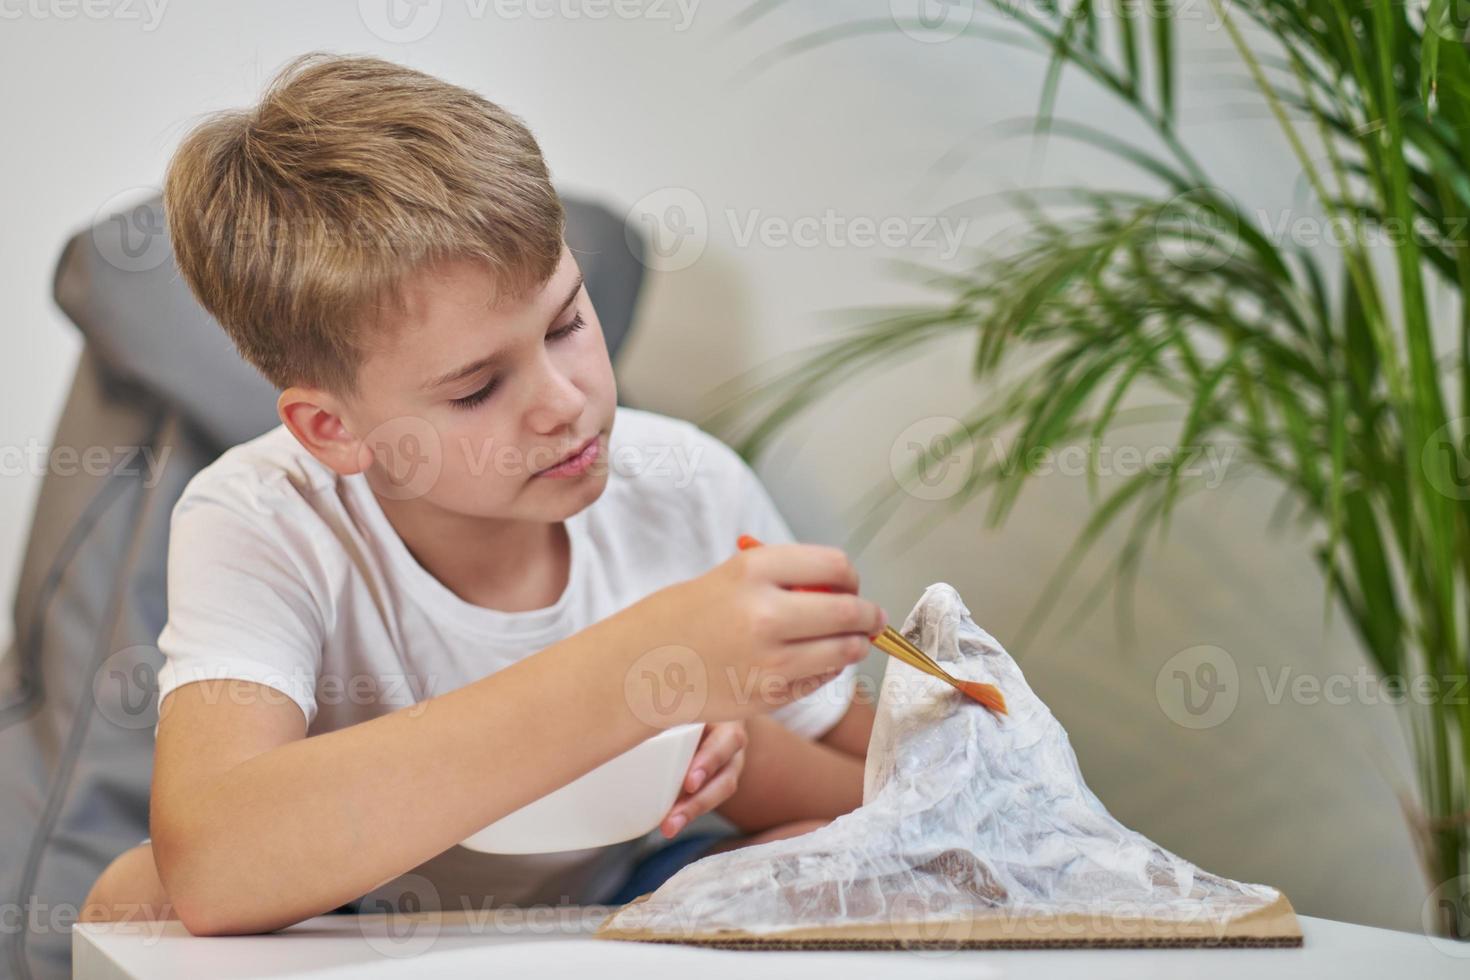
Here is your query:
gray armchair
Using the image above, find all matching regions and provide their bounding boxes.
[0,191,647,980]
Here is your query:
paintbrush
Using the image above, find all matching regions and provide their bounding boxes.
[736,535,1007,717]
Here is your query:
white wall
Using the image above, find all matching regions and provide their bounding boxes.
[0,0,1433,934]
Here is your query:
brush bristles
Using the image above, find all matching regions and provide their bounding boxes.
[957,680,1008,716]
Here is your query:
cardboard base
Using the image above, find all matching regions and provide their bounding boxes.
[595,892,1304,950]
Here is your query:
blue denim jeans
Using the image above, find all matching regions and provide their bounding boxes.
[603,830,736,905]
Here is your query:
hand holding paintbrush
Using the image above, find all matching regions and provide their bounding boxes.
[736,535,1007,717]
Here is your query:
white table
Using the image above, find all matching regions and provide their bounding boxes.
[72,907,1468,979]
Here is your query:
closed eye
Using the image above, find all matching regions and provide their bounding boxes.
[448,313,587,411]
[550,311,587,341]
[450,377,498,411]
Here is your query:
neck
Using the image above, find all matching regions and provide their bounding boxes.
[370,486,570,613]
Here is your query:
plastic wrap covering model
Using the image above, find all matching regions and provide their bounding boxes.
[597,583,1301,950]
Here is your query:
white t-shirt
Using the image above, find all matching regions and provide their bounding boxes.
[152,405,857,907]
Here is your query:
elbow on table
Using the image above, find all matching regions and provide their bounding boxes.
[152,825,299,937]
[170,884,303,938]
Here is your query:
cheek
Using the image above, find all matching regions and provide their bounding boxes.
[579,328,617,395]
[355,407,446,482]
[437,414,519,486]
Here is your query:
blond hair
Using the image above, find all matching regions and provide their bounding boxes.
[162,51,565,395]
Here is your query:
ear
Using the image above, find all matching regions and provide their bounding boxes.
[277,386,373,476]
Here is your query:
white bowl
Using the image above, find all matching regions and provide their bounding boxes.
[460,722,705,854]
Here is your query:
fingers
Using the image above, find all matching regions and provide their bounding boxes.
[741,543,861,593]
[771,589,887,641]
[683,722,746,795]
[733,542,886,643]
[663,722,746,838]
[779,634,869,701]
[662,749,745,837]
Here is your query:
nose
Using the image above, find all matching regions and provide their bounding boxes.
[525,357,588,435]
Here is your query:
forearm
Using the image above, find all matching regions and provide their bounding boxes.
[153,617,661,935]
[817,692,876,759]
[714,713,865,833]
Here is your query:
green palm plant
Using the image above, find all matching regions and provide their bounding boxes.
[713,0,1470,937]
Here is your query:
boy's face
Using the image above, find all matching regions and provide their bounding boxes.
[287,243,618,524]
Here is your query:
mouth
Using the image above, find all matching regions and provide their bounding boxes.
[534,433,601,477]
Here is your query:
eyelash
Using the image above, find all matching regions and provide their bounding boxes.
[448,312,587,411]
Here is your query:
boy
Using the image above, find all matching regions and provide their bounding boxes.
[80,52,885,935]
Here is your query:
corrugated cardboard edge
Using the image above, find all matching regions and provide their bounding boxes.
[593,892,1304,950]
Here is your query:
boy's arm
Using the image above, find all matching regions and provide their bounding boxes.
[713,702,872,834]
[817,693,876,758]
[151,622,660,937]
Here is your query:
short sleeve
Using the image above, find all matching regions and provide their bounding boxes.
[726,446,857,740]
[154,494,327,732]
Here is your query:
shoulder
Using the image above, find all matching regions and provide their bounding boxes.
[167,424,347,569]
[173,424,339,521]
[162,424,343,628]
[604,406,753,500]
